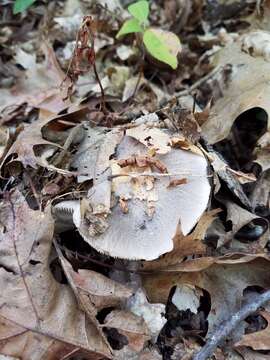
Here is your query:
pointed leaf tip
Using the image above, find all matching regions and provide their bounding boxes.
[128,0,149,23]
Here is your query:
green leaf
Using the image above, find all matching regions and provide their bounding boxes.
[13,0,36,14]
[128,0,149,23]
[116,18,143,38]
[143,29,178,69]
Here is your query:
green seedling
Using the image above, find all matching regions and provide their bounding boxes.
[13,0,36,14]
[117,0,181,69]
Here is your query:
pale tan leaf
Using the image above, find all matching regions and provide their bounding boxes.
[0,190,111,360]
[202,35,270,145]
[143,259,270,337]
[235,311,270,350]
[0,43,71,114]
[126,123,171,155]
[142,209,221,270]
[1,108,88,171]
[103,310,151,352]
[58,251,133,312]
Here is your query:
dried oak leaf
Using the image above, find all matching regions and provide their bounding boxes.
[57,249,133,313]
[1,108,88,172]
[142,209,221,270]
[0,190,111,360]
[235,310,270,350]
[143,258,270,336]
[224,201,269,252]
[0,43,71,114]
[103,310,151,352]
[202,32,270,145]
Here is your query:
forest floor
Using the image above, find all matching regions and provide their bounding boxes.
[1,0,270,359]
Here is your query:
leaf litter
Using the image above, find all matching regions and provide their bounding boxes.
[2,0,270,359]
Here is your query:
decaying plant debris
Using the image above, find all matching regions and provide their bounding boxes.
[2,0,270,359]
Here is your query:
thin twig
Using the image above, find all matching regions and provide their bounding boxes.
[55,243,155,274]
[93,62,107,114]
[174,65,222,99]
[129,55,145,102]
[193,289,270,360]
[24,170,41,211]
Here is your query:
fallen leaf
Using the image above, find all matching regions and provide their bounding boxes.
[1,108,88,172]
[103,310,151,352]
[122,76,147,102]
[143,258,270,337]
[0,190,111,359]
[235,311,270,350]
[202,34,270,145]
[126,123,171,155]
[0,43,70,114]
[138,348,162,360]
[57,249,133,312]
[236,347,270,359]
[142,209,221,270]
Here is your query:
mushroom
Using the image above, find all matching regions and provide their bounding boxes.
[54,123,211,261]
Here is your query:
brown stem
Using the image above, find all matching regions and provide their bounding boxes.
[193,289,270,360]
[93,62,107,114]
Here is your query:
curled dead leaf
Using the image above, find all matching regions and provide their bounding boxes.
[0,190,112,359]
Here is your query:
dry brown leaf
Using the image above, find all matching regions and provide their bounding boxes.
[224,201,269,253]
[1,108,88,171]
[126,123,171,155]
[0,190,111,360]
[57,250,133,312]
[171,136,204,156]
[226,201,267,234]
[0,127,9,161]
[138,348,162,360]
[236,347,270,359]
[103,310,151,352]
[194,98,212,126]
[235,311,270,350]
[142,209,221,270]
[169,108,201,143]
[122,76,147,102]
[0,43,71,114]
[202,34,270,145]
[143,258,270,336]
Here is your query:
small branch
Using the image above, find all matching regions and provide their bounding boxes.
[174,65,222,99]
[193,289,270,360]
[129,53,145,102]
[24,170,41,211]
[93,62,107,114]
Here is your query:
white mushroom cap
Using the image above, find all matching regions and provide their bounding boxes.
[54,125,211,260]
[78,133,211,260]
